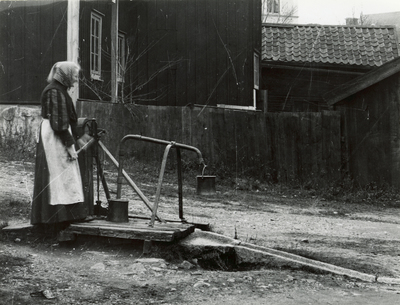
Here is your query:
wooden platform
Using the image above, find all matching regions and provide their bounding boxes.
[64,218,196,242]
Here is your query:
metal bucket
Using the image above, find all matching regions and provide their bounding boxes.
[196,175,216,195]
[107,199,129,222]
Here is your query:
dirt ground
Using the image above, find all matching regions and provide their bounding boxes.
[1,158,400,304]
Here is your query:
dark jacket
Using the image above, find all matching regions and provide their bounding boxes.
[41,80,78,147]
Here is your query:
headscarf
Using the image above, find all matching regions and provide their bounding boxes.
[47,61,81,88]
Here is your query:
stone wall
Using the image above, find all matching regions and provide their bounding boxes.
[0,105,41,159]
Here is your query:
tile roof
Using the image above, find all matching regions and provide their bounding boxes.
[262,24,400,67]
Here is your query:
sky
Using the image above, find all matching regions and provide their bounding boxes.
[297,0,400,25]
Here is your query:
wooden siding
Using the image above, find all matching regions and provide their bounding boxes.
[0,0,261,107]
[78,0,113,101]
[261,65,368,112]
[336,73,400,186]
[0,1,68,103]
[77,101,341,185]
[111,0,261,107]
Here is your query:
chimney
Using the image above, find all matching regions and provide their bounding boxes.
[346,18,359,26]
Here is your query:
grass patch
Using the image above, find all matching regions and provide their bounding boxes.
[0,199,31,222]
[0,137,35,162]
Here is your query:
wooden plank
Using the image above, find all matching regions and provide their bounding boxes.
[72,219,193,231]
[215,0,228,104]
[227,0,238,105]
[68,226,176,242]
[146,0,159,106]
[67,220,195,242]
[236,0,249,106]
[195,0,207,105]
[67,0,79,102]
[175,0,187,106]
[2,223,33,231]
[297,113,308,183]
[265,113,278,181]
[321,111,341,180]
[166,0,177,31]
[314,113,323,179]
[70,223,179,234]
[185,0,196,105]
[210,108,227,164]
[324,57,400,105]
[79,101,344,186]
[388,77,400,186]
[206,0,218,107]
[110,0,118,103]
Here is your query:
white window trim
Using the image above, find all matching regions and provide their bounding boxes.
[254,52,260,90]
[117,32,126,83]
[266,0,280,14]
[217,104,256,111]
[90,12,102,80]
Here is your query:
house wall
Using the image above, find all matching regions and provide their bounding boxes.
[261,65,365,112]
[100,0,261,107]
[0,1,68,104]
[336,72,400,187]
[78,0,113,101]
[1,0,261,108]
[262,0,299,24]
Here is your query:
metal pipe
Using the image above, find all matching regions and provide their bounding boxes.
[76,137,97,154]
[98,140,162,222]
[117,134,206,225]
[119,134,205,165]
[149,143,174,227]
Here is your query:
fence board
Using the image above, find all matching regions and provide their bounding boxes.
[78,101,341,185]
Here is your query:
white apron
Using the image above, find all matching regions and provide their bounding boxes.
[41,119,84,205]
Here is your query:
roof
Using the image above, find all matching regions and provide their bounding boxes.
[324,56,400,105]
[366,11,400,28]
[262,24,400,67]
[0,1,55,12]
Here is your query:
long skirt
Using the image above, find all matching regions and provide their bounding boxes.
[31,120,88,224]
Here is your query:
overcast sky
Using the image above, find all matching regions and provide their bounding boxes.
[297,0,400,25]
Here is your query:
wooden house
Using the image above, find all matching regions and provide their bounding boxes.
[324,57,400,187]
[260,23,400,112]
[0,0,261,108]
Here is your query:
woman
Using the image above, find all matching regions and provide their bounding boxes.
[31,61,90,225]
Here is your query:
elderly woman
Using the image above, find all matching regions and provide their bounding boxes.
[31,61,90,225]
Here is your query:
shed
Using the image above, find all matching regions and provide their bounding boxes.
[323,57,400,187]
[261,23,400,112]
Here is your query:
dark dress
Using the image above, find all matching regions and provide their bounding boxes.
[31,81,90,224]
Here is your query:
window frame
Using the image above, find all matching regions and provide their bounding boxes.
[117,32,126,83]
[267,0,280,14]
[90,11,103,80]
[254,52,260,90]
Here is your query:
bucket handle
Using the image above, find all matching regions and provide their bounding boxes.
[201,164,207,178]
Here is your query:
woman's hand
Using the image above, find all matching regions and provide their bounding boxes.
[67,145,78,160]
[77,134,94,151]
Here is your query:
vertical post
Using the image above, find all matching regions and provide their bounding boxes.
[262,89,268,113]
[111,0,119,103]
[176,148,184,221]
[116,146,125,200]
[67,0,80,105]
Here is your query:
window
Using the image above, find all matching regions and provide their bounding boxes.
[117,33,126,82]
[90,12,102,80]
[254,52,260,90]
[267,0,280,14]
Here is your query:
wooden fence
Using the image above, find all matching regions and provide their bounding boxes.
[77,101,341,185]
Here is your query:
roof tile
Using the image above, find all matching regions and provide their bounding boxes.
[262,24,399,67]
